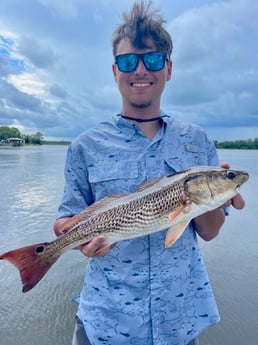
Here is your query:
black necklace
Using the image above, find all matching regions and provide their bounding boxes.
[120,114,161,123]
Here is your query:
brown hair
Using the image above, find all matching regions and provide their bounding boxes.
[112,1,173,58]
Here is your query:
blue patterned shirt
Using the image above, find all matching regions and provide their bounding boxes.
[57,114,220,345]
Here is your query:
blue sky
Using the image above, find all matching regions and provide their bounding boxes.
[0,0,257,141]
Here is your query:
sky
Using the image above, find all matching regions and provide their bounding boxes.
[0,0,257,141]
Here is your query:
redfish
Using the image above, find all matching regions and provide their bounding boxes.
[0,166,248,292]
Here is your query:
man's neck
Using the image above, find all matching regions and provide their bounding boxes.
[121,114,160,123]
[139,120,162,140]
[121,104,162,139]
[121,114,162,140]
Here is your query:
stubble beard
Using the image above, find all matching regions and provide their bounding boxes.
[130,100,152,109]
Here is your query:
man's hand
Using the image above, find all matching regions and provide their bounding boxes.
[54,218,116,257]
[80,236,116,257]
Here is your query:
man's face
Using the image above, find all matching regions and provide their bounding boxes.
[112,38,172,115]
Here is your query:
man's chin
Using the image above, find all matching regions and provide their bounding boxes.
[130,101,151,109]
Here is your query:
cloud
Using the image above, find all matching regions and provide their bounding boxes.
[0,79,42,111]
[49,84,68,99]
[18,36,57,69]
[0,0,257,141]
[165,0,258,132]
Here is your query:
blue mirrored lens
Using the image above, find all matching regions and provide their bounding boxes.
[116,52,166,72]
[116,54,138,72]
[144,52,165,71]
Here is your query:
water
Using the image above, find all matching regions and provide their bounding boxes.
[0,146,257,345]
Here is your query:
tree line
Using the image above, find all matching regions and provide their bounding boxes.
[214,138,258,150]
[1,125,257,149]
[0,126,44,145]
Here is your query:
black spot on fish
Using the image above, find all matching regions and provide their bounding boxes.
[125,301,131,305]
[199,314,208,317]
[197,287,203,291]
[35,245,45,253]
[176,293,184,297]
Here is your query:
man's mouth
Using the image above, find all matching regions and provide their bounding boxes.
[131,82,153,87]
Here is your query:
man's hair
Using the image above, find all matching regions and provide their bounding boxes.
[112,1,173,58]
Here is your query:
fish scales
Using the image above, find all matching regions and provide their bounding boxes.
[50,179,186,255]
[0,166,249,292]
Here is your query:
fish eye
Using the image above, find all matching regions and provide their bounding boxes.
[227,171,236,179]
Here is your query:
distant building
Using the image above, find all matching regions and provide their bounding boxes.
[6,138,24,146]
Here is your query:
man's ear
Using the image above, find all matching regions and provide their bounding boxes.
[112,64,118,82]
[166,60,173,82]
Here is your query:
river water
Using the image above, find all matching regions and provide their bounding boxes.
[0,145,257,345]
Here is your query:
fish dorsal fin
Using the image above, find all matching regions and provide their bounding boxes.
[57,194,128,234]
[136,177,163,192]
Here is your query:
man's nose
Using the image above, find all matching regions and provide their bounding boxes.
[134,59,148,74]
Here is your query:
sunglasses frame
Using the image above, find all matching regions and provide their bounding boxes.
[115,51,168,73]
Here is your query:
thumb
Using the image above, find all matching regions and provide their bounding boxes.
[220,162,230,169]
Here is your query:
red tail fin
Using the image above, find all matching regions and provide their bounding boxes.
[0,242,59,293]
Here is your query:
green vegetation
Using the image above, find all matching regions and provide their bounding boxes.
[1,126,257,148]
[42,140,71,145]
[0,126,21,140]
[0,126,44,145]
[214,138,258,150]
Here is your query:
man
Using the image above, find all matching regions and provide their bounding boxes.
[54,2,244,344]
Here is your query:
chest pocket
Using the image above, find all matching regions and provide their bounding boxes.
[183,144,209,166]
[88,160,139,200]
[162,144,209,173]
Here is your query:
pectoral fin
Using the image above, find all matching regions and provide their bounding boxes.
[168,205,186,222]
[165,220,191,247]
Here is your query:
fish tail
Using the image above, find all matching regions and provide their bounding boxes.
[0,242,59,293]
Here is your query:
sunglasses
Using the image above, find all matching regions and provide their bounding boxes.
[115,51,168,73]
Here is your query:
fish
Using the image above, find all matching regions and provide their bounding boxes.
[0,166,249,293]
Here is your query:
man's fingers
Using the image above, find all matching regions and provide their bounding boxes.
[80,236,115,257]
[220,162,230,169]
[232,193,245,210]
[80,236,105,257]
